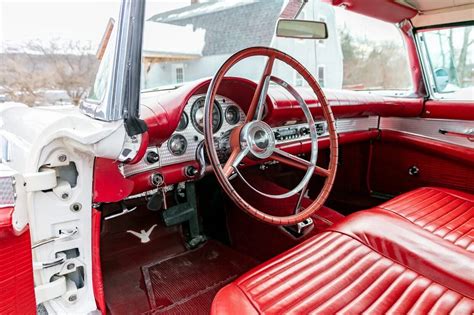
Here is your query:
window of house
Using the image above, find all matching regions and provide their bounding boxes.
[417,24,473,101]
[317,65,325,87]
[175,66,184,84]
[294,72,304,86]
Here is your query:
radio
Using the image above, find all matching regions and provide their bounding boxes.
[274,122,327,142]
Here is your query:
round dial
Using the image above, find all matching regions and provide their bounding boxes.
[168,134,187,156]
[176,112,189,131]
[225,105,240,125]
[191,97,222,134]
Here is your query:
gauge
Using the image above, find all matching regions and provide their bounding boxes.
[176,112,188,131]
[225,105,240,125]
[168,134,187,156]
[191,97,222,134]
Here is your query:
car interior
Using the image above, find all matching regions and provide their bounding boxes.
[25,0,470,314]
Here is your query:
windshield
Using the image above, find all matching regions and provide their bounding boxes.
[417,24,473,101]
[139,0,412,95]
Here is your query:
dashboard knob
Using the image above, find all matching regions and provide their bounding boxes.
[185,166,199,178]
[299,127,310,136]
[146,151,160,164]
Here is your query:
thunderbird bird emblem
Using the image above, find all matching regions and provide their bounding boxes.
[126,224,157,243]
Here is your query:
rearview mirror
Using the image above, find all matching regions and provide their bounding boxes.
[276,19,328,40]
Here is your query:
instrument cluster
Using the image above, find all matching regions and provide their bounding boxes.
[123,94,245,177]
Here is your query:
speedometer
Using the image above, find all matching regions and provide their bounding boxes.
[191,97,222,134]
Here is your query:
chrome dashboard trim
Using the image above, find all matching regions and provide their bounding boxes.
[274,116,379,144]
[123,115,379,177]
[380,117,474,148]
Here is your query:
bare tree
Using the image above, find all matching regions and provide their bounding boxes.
[338,27,411,90]
[27,39,99,105]
[1,39,99,106]
[456,27,473,87]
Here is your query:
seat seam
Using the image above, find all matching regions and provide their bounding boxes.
[428,187,474,203]
[233,283,263,314]
[323,230,472,299]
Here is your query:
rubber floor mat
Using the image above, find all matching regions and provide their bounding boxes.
[142,240,258,314]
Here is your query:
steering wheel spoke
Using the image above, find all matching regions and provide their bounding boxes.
[272,147,329,178]
[246,55,275,122]
[222,147,250,178]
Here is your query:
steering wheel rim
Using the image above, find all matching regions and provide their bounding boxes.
[204,46,338,226]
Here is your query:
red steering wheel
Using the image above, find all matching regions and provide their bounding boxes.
[204,47,338,226]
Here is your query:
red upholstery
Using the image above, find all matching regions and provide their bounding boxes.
[211,188,474,314]
[377,187,474,252]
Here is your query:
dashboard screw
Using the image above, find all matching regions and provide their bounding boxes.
[70,202,82,212]
[61,193,69,200]
[58,154,67,162]
[67,263,75,270]
[68,295,77,302]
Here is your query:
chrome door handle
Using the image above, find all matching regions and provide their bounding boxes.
[439,129,474,142]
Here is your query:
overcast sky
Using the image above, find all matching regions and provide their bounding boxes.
[0,0,190,51]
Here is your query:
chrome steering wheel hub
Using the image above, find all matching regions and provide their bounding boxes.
[240,121,275,159]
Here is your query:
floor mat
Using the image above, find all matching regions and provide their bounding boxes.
[142,240,258,314]
[101,205,187,314]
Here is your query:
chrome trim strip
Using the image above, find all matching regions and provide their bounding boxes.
[275,116,379,144]
[123,115,379,177]
[380,117,474,148]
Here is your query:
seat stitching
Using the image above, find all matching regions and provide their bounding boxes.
[408,283,447,314]
[401,192,448,216]
[318,260,397,313]
[273,252,381,313]
[241,233,342,290]
[385,190,440,213]
[255,241,368,305]
[248,238,354,297]
[434,206,474,239]
[323,229,472,299]
[387,276,432,313]
[413,198,462,224]
[429,187,474,203]
[233,283,264,314]
[239,232,336,286]
[427,201,470,231]
[382,188,432,208]
[360,266,412,314]
[430,288,461,314]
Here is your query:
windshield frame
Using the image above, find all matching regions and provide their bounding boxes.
[414,21,474,101]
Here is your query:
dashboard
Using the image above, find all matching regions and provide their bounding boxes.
[122,76,420,195]
[124,94,246,177]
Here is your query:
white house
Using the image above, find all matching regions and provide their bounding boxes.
[143,0,343,90]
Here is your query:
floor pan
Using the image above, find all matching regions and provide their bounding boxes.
[141,240,258,314]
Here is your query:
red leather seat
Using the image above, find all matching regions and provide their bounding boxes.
[376,187,474,252]
[212,188,474,314]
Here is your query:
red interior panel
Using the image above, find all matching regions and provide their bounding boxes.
[422,100,474,121]
[322,0,417,23]
[93,158,134,203]
[0,207,36,314]
[370,131,474,195]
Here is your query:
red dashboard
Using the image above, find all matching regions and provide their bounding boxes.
[93,78,426,202]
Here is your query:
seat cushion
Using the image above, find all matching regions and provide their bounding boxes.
[212,188,474,314]
[377,187,474,252]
